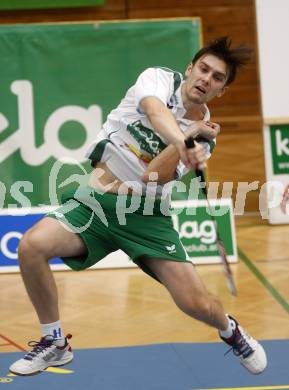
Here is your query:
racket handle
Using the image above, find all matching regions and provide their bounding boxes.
[184,137,195,149]
[184,137,207,195]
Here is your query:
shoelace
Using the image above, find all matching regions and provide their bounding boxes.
[224,328,254,359]
[24,337,54,361]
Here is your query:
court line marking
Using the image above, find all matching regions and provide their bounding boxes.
[0,334,26,352]
[199,386,289,390]
[256,258,289,263]
[238,247,289,315]
[7,367,74,376]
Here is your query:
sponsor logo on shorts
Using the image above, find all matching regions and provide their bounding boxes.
[52,211,64,219]
[165,244,176,254]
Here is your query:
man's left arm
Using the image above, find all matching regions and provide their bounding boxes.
[143,121,220,185]
[142,144,179,185]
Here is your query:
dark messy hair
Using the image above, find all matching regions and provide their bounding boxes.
[192,37,252,85]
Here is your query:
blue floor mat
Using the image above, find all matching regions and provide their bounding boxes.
[0,339,288,390]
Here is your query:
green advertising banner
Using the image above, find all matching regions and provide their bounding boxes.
[0,20,201,208]
[0,0,105,10]
[270,124,289,174]
[171,199,237,263]
[263,122,289,224]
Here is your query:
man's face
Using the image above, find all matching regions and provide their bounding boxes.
[182,54,228,105]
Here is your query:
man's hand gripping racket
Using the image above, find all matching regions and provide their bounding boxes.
[184,137,237,296]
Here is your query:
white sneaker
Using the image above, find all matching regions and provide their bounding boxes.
[220,316,267,374]
[9,334,73,376]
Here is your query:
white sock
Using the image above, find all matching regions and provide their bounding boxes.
[219,315,236,338]
[41,320,65,346]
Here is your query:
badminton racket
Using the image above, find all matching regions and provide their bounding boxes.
[184,137,237,296]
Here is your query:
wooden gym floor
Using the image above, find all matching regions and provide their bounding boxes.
[1,215,289,353]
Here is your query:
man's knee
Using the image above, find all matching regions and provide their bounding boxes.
[18,227,50,262]
[178,294,212,320]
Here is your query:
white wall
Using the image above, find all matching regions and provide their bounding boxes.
[256,0,289,120]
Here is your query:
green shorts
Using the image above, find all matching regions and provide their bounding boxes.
[46,187,190,281]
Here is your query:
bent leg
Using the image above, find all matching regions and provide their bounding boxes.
[18,217,86,324]
[141,258,228,330]
[141,258,267,375]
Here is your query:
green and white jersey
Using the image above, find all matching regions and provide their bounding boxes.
[86,67,214,196]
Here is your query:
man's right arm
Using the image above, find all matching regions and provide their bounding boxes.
[140,96,190,167]
[134,67,190,167]
[140,96,184,145]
